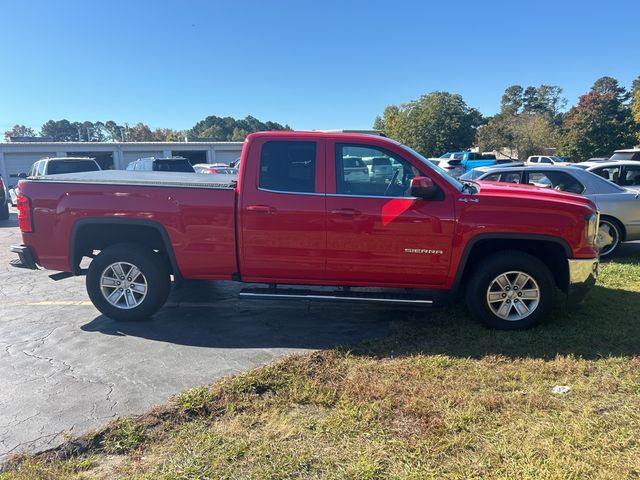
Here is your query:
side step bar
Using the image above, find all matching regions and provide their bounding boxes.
[239,287,434,306]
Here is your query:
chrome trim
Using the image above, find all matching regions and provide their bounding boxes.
[239,292,433,304]
[326,193,419,200]
[568,258,599,285]
[257,187,325,197]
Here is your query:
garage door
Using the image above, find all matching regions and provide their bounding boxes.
[4,153,56,186]
[215,150,242,164]
[122,151,163,169]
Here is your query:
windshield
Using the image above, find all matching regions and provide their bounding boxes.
[154,160,195,172]
[459,169,485,180]
[610,152,640,161]
[550,156,564,162]
[399,144,464,191]
[48,160,99,174]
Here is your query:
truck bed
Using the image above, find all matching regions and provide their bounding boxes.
[19,171,238,278]
[28,170,237,190]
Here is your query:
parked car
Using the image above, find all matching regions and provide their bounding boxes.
[341,156,370,183]
[8,186,18,207]
[573,160,640,190]
[439,151,497,173]
[467,165,640,256]
[429,157,465,178]
[362,156,394,183]
[193,163,238,175]
[459,162,524,180]
[11,131,600,330]
[609,148,640,161]
[20,157,101,179]
[0,175,9,220]
[126,157,195,173]
[586,157,609,163]
[526,155,572,165]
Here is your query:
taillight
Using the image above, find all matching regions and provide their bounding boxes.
[17,193,33,233]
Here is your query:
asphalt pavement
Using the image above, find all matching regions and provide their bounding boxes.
[0,207,394,462]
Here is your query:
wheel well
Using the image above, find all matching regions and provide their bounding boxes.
[599,215,626,241]
[459,239,569,292]
[72,222,176,276]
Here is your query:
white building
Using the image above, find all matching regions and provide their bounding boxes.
[0,141,244,186]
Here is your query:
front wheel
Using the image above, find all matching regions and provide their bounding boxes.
[596,218,621,258]
[465,251,554,329]
[86,243,171,321]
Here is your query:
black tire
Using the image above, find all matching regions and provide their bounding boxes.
[86,243,171,321]
[464,251,554,330]
[0,201,9,220]
[597,217,622,258]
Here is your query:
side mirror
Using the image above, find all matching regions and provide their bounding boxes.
[18,172,27,180]
[410,176,437,199]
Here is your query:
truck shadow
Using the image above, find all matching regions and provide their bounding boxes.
[81,281,640,360]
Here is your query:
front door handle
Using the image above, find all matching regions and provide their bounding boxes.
[330,208,361,217]
[247,205,275,214]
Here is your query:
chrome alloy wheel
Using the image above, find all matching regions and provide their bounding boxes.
[596,221,618,257]
[100,262,148,309]
[486,271,540,321]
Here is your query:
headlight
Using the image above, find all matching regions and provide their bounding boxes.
[585,212,599,245]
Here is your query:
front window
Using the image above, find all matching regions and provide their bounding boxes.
[592,166,621,183]
[622,166,640,186]
[259,141,316,193]
[336,144,420,197]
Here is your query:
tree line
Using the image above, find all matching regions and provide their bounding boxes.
[375,75,640,160]
[4,115,290,143]
[5,76,640,160]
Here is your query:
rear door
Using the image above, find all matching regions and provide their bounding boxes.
[325,140,455,287]
[238,137,327,281]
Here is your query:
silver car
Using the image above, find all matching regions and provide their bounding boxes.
[573,160,640,191]
[466,165,640,257]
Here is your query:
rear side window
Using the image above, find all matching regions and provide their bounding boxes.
[259,141,316,193]
[529,157,539,163]
[47,161,99,175]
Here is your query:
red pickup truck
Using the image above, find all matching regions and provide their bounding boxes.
[11,131,600,329]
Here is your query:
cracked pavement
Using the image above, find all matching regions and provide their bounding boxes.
[0,207,394,462]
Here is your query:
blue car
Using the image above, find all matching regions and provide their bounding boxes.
[439,152,497,172]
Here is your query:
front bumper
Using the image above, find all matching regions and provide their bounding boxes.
[9,244,38,270]
[567,257,599,306]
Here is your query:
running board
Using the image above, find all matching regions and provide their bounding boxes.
[239,287,434,305]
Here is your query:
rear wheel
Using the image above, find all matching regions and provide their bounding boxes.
[465,251,553,329]
[86,243,170,321]
[596,217,621,258]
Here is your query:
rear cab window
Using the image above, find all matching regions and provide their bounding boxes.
[259,141,317,193]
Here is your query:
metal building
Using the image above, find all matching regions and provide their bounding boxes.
[0,141,243,187]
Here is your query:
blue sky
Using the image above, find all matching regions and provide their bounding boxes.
[1,0,638,133]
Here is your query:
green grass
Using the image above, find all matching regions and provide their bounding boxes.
[4,257,640,479]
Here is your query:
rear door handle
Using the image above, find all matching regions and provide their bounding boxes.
[330,208,361,217]
[247,205,275,214]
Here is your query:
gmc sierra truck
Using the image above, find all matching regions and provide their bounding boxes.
[10,131,600,329]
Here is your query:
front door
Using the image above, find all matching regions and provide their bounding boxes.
[325,141,455,287]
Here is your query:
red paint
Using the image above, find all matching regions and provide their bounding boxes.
[18,131,599,291]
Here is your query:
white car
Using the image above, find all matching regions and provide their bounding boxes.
[428,158,465,178]
[526,155,572,166]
